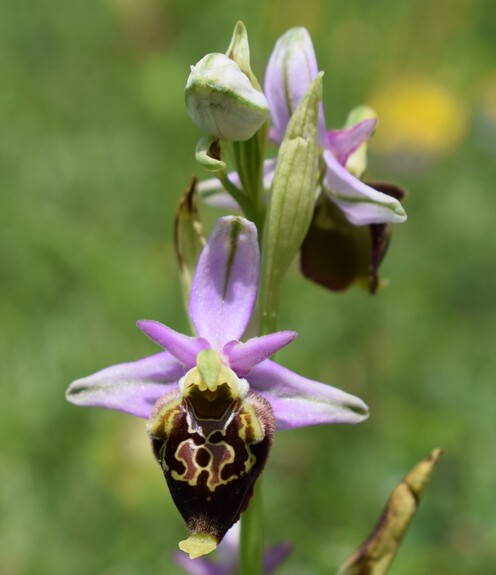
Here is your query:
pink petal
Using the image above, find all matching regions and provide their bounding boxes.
[137,320,209,369]
[223,331,298,376]
[327,117,378,166]
[323,150,407,225]
[264,27,327,147]
[66,352,183,418]
[247,359,369,430]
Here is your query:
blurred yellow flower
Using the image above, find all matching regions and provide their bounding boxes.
[370,77,468,155]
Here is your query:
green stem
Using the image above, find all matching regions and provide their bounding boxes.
[232,123,268,217]
[217,171,264,236]
[232,141,249,196]
[216,172,257,223]
[260,305,278,336]
[232,139,259,205]
[237,122,271,575]
[259,249,280,336]
[239,246,278,575]
[240,480,264,575]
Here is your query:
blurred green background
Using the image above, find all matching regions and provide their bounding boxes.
[1,0,496,573]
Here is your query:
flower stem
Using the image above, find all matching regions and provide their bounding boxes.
[240,264,278,574]
[240,480,264,575]
[238,120,271,575]
[217,171,263,232]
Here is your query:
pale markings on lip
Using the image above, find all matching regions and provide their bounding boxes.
[151,394,262,492]
[172,432,237,491]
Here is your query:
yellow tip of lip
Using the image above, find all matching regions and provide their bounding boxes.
[179,533,218,559]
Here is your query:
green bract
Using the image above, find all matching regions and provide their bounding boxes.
[185,53,269,142]
[259,73,323,332]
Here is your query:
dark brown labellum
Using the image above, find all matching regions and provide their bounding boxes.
[301,182,406,294]
[300,198,371,292]
[148,388,275,545]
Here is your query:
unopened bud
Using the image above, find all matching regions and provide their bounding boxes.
[185,53,269,141]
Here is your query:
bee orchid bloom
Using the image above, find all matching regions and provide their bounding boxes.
[199,28,406,228]
[66,216,368,558]
[264,27,406,226]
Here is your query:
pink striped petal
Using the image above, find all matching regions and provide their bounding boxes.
[189,216,259,349]
[323,150,407,225]
[265,27,327,147]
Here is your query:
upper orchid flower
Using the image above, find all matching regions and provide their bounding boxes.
[199,28,406,228]
[264,27,406,226]
[66,216,368,559]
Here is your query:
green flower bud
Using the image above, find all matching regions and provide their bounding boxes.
[185,53,269,142]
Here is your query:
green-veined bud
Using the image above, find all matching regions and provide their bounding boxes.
[344,105,377,178]
[185,53,269,142]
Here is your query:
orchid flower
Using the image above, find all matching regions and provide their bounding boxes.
[66,216,368,559]
[265,29,407,294]
[264,27,406,226]
[199,28,406,228]
[174,521,291,575]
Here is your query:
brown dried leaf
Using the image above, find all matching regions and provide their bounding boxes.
[338,448,443,575]
[174,177,205,310]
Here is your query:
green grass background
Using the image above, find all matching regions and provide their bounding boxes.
[1,0,496,573]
